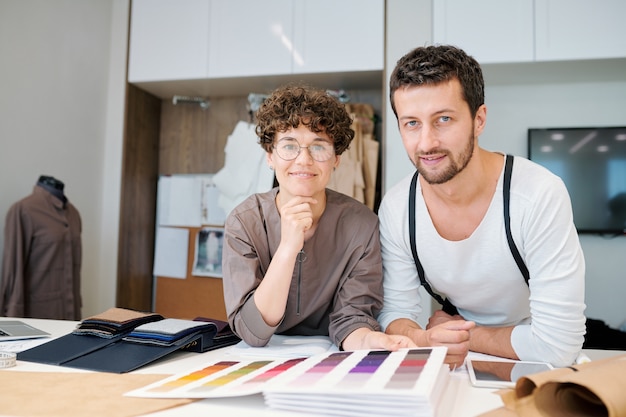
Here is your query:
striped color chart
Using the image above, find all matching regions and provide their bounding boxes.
[147,360,240,392]
[189,357,305,394]
[137,357,306,397]
[262,347,447,417]
[286,349,432,390]
[126,348,442,399]
[384,349,430,389]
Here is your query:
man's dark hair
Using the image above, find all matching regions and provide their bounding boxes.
[389,45,485,118]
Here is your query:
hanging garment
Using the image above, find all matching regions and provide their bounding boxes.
[212,121,276,216]
[327,103,379,210]
[0,185,82,320]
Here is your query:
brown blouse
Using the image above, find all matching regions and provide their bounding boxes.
[222,187,383,348]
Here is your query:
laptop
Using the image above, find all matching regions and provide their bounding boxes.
[0,320,50,341]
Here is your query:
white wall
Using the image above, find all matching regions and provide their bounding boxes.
[383,0,430,192]
[384,0,434,327]
[96,0,129,318]
[0,0,128,318]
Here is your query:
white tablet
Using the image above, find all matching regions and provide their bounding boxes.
[466,358,553,389]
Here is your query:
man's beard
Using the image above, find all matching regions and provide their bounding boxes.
[414,133,475,185]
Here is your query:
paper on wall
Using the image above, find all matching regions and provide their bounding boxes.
[153,226,189,279]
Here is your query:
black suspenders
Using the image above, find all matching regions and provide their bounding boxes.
[408,154,530,315]
[503,155,530,285]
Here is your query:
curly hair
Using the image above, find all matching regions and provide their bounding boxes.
[389,45,485,118]
[255,84,355,155]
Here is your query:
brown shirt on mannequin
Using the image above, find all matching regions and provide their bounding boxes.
[0,185,82,319]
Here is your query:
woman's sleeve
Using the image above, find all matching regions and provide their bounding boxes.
[222,212,278,347]
[328,214,384,348]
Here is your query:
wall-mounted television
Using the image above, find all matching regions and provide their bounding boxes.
[528,127,626,235]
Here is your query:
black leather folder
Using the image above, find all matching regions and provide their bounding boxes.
[17,332,123,365]
[193,317,241,351]
[60,324,218,373]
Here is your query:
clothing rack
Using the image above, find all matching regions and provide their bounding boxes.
[326,89,350,103]
[172,95,210,110]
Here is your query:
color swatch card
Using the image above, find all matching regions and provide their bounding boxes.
[126,346,449,417]
[125,356,309,398]
[263,347,450,417]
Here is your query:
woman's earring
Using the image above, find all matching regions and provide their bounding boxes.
[269,166,274,171]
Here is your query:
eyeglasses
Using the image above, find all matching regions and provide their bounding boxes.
[273,138,335,162]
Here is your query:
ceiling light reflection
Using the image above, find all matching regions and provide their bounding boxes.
[540,145,552,153]
[569,131,597,154]
[271,24,304,67]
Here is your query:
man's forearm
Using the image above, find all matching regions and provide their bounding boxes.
[469,325,519,360]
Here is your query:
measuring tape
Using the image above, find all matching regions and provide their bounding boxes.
[0,351,17,368]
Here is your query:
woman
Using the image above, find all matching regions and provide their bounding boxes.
[222,84,414,351]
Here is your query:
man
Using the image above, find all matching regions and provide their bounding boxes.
[378,45,586,368]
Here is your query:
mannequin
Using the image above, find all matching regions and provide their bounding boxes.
[0,176,82,319]
[38,175,64,190]
[37,175,67,205]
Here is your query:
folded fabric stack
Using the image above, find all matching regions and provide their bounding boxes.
[72,307,164,338]
[123,318,217,347]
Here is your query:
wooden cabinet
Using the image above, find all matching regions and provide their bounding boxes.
[433,0,626,64]
[433,0,534,64]
[535,0,626,61]
[128,0,211,82]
